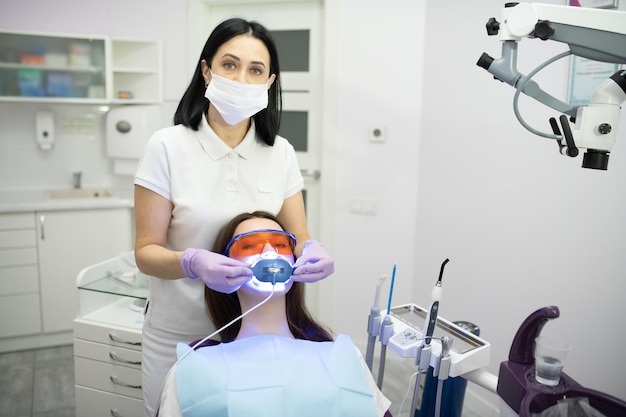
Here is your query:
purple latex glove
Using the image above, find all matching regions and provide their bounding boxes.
[292,240,335,283]
[181,248,252,293]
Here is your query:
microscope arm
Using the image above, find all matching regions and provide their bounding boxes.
[477,42,577,118]
[477,3,626,170]
[497,3,626,63]
[478,3,626,111]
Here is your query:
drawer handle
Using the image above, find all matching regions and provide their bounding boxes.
[110,376,142,390]
[110,352,141,366]
[111,410,122,417]
[109,333,142,347]
[40,214,45,240]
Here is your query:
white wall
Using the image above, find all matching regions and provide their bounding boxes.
[320,0,626,407]
[320,0,426,332]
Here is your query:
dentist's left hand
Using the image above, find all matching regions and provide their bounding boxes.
[181,248,252,293]
[292,240,335,283]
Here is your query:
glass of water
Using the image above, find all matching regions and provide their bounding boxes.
[534,336,571,386]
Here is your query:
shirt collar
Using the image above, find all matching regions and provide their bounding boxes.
[196,115,258,160]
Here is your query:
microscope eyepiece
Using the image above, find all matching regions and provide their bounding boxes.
[477,53,494,70]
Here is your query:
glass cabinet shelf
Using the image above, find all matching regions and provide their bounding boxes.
[78,272,148,300]
[0,31,161,103]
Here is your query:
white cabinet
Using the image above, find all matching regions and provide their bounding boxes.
[0,212,41,338]
[0,31,162,103]
[37,208,134,334]
[109,38,162,104]
[0,207,133,352]
[75,256,147,416]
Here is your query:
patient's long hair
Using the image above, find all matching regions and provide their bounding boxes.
[206,211,333,343]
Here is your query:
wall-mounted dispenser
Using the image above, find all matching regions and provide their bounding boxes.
[36,110,55,150]
[106,105,162,175]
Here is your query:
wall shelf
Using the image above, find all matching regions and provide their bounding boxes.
[0,31,162,104]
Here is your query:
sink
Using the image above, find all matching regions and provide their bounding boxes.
[47,187,115,199]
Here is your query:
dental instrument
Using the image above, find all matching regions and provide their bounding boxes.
[424,258,448,345]
[376,264,396,388]
[411,258,449,412]
[365,274,388,371]
[432,336,453,417]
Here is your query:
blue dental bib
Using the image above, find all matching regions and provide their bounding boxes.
[174,334,378,417]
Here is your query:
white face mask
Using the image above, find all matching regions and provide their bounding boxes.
[204,72,269,125]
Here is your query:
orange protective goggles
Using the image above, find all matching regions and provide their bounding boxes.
[224,229,296,258]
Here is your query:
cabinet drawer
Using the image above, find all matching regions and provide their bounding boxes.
[0,265,38,294]
[75,356,142,399]
[74,319,142,351]
[0,293,41,338]
[75,385,144,417]
[74,338,141,370]
[0,213,35,229]
[0,229,36,248]
[0,247,37,266]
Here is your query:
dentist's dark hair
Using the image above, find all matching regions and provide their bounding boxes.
[206,211,333,343]
[173,18,282,146]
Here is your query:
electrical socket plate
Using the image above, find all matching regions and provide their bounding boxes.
[369,125,386,143]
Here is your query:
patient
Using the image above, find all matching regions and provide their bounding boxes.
[157,211,391,417]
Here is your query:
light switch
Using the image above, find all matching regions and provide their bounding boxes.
[349,198,378,215]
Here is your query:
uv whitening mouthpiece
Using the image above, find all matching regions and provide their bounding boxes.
[250,258,294,284]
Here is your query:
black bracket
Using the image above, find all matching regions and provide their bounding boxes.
[549,116,579,157]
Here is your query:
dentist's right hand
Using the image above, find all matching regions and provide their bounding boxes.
[180,248,252,293]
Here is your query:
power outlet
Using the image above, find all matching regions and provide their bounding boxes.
[369,125,386,143]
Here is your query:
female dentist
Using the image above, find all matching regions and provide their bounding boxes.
[134,18,334,416]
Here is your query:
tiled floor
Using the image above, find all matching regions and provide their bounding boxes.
[0,344,75,417]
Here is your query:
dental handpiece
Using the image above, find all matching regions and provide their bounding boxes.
[412,258,450,412]
[423,258,449,345]
[365,275,387,371]
[376,265,397,389]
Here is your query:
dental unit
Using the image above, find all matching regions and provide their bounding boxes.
[368,261,626,417]
[368,258,493,417]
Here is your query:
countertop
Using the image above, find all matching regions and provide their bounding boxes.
[0,188,134,213]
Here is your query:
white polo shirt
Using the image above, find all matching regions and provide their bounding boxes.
[135,116,303,334]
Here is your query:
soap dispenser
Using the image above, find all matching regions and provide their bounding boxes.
[36,110,55,150]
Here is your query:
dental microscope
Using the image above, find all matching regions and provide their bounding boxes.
[476,2,626,170]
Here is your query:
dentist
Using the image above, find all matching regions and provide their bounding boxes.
[133,18,334,417]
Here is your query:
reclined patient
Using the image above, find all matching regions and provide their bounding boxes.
[156,210,391,417]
